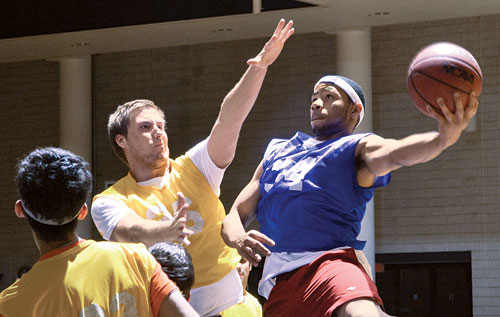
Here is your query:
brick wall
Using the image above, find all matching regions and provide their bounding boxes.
[372,15,500,316]
[0,60,59,290]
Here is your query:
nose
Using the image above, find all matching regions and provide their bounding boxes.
[311,99,323,110]
[152,126,164,138]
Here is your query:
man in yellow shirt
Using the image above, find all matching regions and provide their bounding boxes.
[91,19,294,316]
[221,257,262,317]
[0,147,198,317]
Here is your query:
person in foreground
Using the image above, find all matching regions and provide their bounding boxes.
[0,147,198,317]
[91,19,294,316]
[222,75,478,316]
[150,242,195,301]
[220,257,262,317]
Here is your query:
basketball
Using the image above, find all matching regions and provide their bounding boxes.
[407,42,482,117]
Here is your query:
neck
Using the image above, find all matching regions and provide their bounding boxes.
[130,161,169,182]
[34,232,80,257]
[314,129,350,141]
[312,119,355,141]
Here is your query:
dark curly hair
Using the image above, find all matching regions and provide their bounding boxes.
[149,242,194,299]
[16,147,92,242]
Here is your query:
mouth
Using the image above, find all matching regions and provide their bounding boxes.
[154,143,166,152]
[311,115,326,122]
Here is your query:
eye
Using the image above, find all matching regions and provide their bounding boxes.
[140,123,151,130]
[311,97,318,103]
[325,94,334,99]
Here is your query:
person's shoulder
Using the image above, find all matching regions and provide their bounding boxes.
[356,133,385,145]
[94,174,133,199]
[266,133,297,150]
[94,240,148,252]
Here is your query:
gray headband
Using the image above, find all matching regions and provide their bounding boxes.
[314,75,365,128]
[20,200,81,226]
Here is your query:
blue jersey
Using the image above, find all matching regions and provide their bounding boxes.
[257,132,391,252]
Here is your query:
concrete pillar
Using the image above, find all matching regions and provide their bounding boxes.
[58,55,93,238]
[336,29,377,277]
[252,0,261,13]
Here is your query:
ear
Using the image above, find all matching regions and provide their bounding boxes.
[350,103,362,119]
[77,204,88,220]
[15,200,26,219]
[115,134,127,149]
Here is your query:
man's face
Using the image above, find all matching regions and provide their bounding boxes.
[310,83,352,139]
[236,257,252,290]
[119,107,169,172]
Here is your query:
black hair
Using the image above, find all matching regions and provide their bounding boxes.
[17,264,32,279]
[16,147,92,242]
[149,242,194,299]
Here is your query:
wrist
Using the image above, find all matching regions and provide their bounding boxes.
[160,220,176,242]
[436,131,457,149]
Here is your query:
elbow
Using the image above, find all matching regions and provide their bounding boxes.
[111,225,145,244]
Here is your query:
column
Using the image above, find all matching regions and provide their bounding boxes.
[58,55,93,238]
[336,29,377,277]
[252,0,261,13]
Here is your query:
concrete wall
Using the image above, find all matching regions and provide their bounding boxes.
[0,60,59,290]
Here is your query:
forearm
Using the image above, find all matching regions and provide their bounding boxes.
[389,131,448,167]
[208,66,267,167]
[219,66,268,127]
[363,132,450,177]
[111,217,175,247]
[221,209,248,248]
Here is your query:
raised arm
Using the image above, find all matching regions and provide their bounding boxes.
[109,192,193,247]
[221,161,275,266]
[158,290,199,317]
[207,19,294,168]
[356,92,478,187]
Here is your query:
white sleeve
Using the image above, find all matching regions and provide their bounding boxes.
[91,197,136,240]
[187,138,225,197]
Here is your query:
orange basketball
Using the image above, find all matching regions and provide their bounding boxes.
[407,42,482,116]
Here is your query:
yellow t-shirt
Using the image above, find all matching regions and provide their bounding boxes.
[94,154,239,288]
[221,292,263,317]
[0,240,176,317]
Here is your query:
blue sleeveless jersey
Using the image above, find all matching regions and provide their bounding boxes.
[257,132,391,252]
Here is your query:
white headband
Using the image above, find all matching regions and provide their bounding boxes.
[314,75,365,128]
[20,200,81,226]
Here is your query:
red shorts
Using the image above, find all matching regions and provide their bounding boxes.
[263,249,383,317]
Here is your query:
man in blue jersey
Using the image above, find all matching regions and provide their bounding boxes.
[221,75,478,316]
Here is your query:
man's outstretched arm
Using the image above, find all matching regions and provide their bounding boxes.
[207,19,294,168]
[356,92,478,187]
[221,162,274,266]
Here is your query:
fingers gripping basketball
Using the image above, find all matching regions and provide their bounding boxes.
[407,42,482,116]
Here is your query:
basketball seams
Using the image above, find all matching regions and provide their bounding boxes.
[407,42,482,118]
[410,71,471,95]
[410,56,482,80]
[408,76,436,114]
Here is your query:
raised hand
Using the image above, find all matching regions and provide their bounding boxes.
[426,91,479,148]
[170,192,193,246]
[247,19,294,69]
[233,230,275,267]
